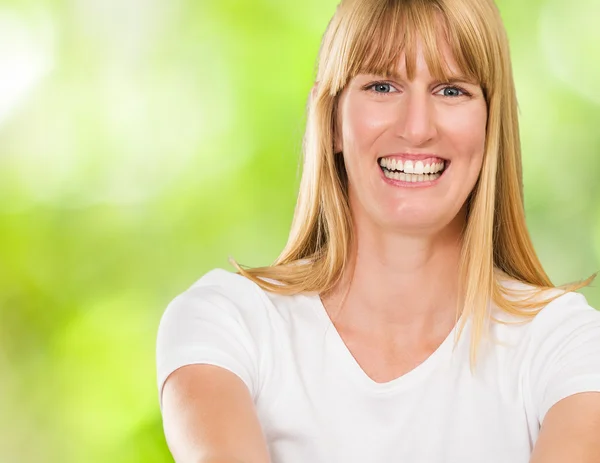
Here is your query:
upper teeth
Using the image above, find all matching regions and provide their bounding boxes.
[379,158,445,175]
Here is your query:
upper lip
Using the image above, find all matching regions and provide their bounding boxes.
[379,153,448,161]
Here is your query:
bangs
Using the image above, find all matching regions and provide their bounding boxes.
[326,0,493,95]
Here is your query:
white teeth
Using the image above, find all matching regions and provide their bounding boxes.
[382,170,442,183]
[414,161,424,175]
[379,157,446,174]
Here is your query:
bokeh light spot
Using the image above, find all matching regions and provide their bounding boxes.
[539,0,600,105]
[0,9,54,126]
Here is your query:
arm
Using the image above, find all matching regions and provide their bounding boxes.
[530,392,600,463]
[161,364,272,463]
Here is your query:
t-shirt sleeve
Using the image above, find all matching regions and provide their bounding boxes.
[156,273,265,409]
[528,291,600,424]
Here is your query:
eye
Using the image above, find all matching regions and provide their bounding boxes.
[437,86,469,97]
[366,82,398,94]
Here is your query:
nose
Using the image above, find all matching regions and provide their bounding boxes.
[394,90,438,146]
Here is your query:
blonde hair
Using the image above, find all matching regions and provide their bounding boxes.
[231,0,595,369]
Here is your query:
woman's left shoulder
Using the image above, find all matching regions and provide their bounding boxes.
[495,272,598,325]
[522,290,600,425]
[490,277,599,345]
[531,290,598,330]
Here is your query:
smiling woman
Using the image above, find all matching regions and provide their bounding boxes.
[156,0,600,462]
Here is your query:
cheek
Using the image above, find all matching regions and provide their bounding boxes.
[342,100,395,152]
[441,106,487,157]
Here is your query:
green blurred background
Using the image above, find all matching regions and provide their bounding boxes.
[0,0,598,461]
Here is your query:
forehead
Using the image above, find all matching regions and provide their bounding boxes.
[330,0,489,92]
[358,13,465,82]
[374,34,466,81]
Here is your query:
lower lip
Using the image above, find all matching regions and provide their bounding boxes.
[379,164,449,188]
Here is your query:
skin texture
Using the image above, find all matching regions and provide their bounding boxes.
[530,392,600,463]
[335,63,487,238]
[321,34,488,373]
[162,364,271,463]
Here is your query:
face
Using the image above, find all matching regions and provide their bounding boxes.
[335,37,488,236]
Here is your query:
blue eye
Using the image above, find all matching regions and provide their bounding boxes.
[374,83,392,93]
[440,86,466,97]
[368,82,396,94]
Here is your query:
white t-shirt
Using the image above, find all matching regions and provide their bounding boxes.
[156,268,600,463]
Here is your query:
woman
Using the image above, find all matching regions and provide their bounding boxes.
[156,0,600,462]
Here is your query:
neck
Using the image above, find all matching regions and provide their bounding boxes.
[322,210,466,343]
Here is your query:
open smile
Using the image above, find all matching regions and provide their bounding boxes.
[377,156,449,186]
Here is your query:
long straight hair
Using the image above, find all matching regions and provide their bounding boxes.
[232,0,595,369]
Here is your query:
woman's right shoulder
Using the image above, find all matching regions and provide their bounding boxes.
[157,268,277,404]
[189,267,252,290]
[164,267,316,329]
[170,266,305,318]
[172,267,267,311]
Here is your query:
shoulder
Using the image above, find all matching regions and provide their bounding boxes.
[156,268,276,402]
[492,273,599,343]
[493,272,597,325]
[487,279,600,421]
[488,276,599,352]
[525,291,600,423]
[167,268,310,326]
[532,290,596,321]
[189,267,261,294]
[500,275,597,328]
[528,290,599,349]
[167,268,273,320]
